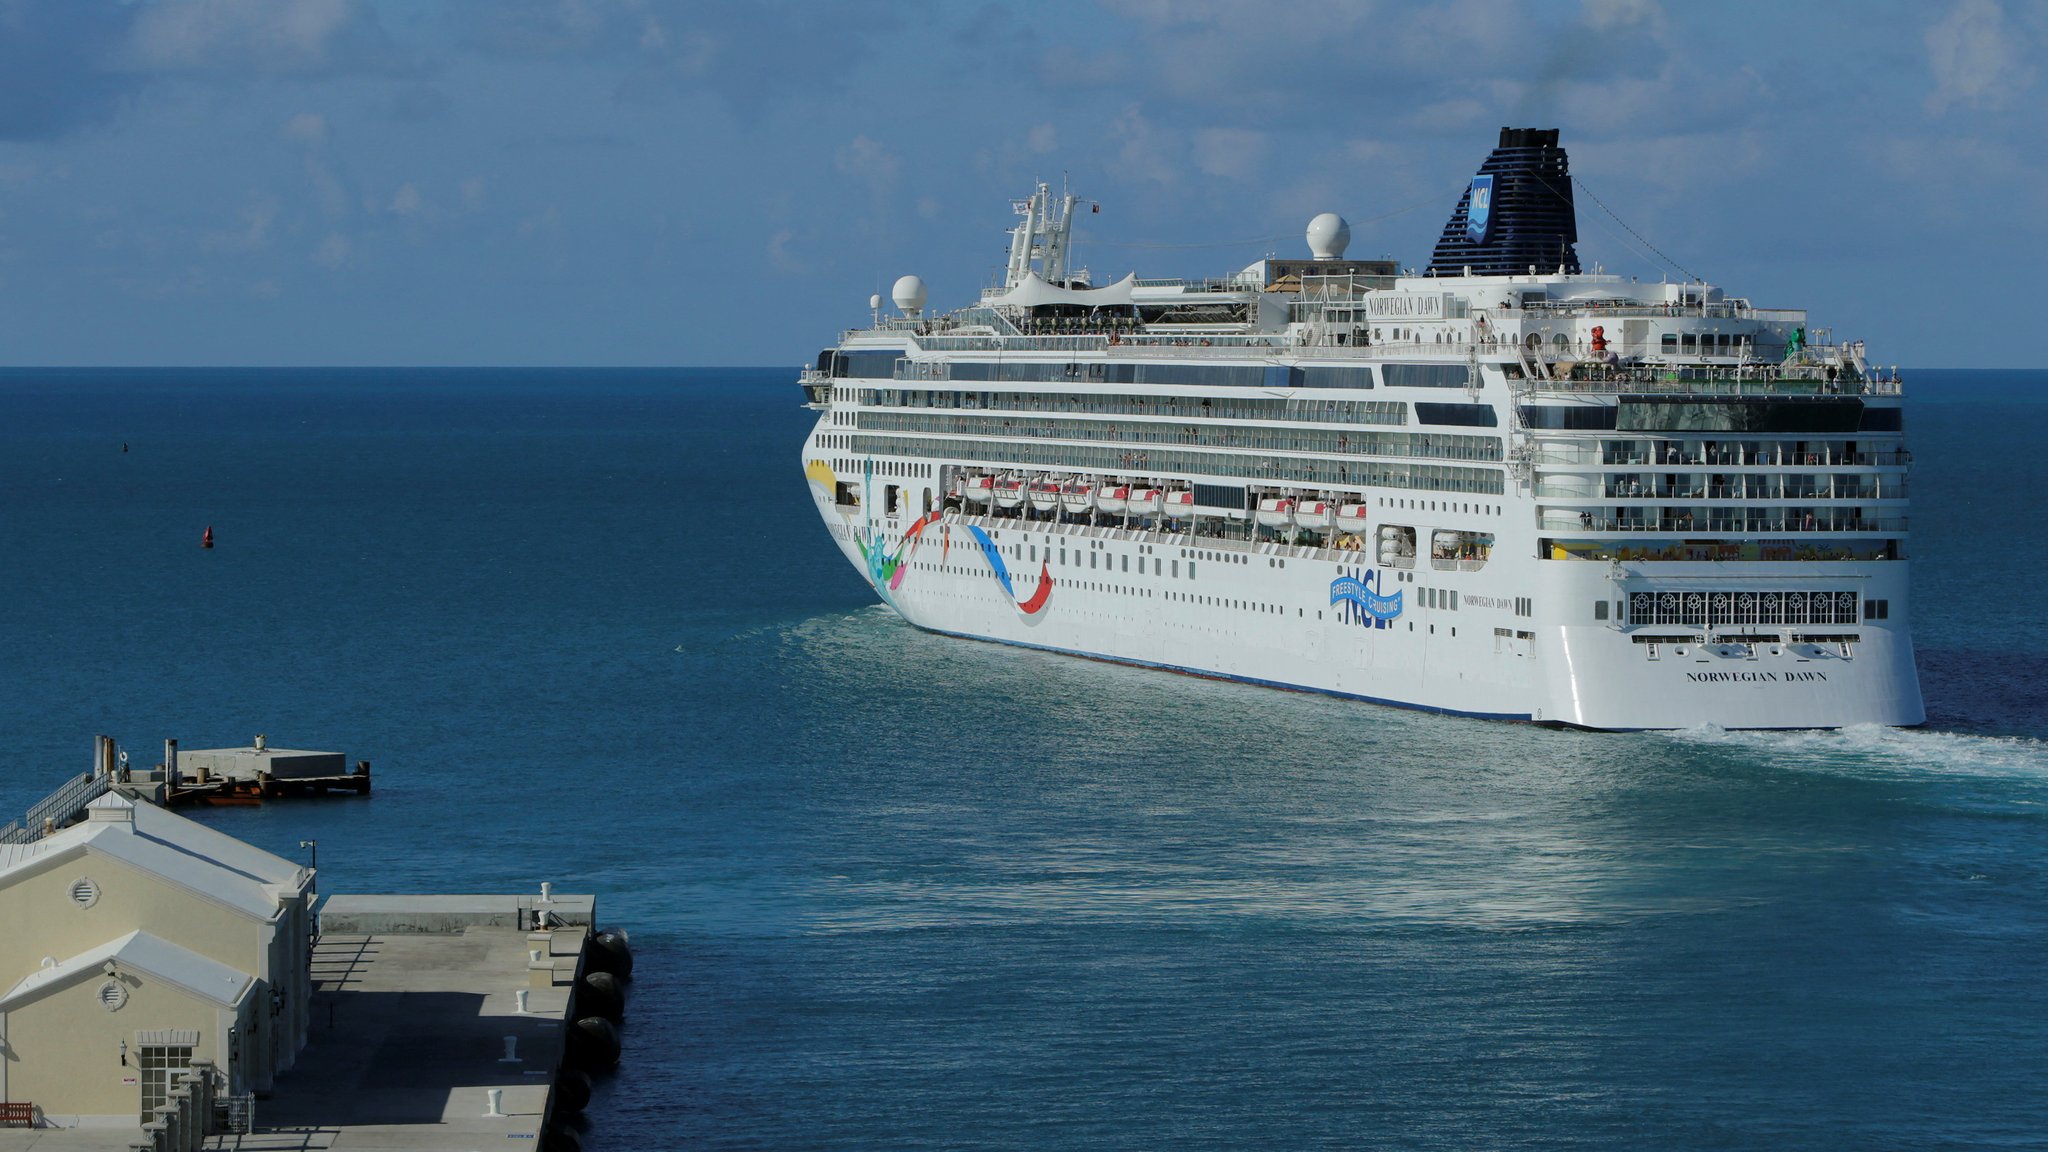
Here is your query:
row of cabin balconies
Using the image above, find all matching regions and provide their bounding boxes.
[1524,442,1911,468]
[1536,475,1908,501]
[1539,507,1907,534]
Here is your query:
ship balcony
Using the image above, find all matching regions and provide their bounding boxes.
[1539,509,1907,535]
[1536,479,1908,501]
[1532,446,1912,468]
[1513,359,1901,397]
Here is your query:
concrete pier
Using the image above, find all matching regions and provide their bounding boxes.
[0,894,598,1151]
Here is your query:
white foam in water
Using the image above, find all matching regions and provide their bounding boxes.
[1668,722,2048,783]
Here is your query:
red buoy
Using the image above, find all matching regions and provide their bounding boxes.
[202,526,214,549]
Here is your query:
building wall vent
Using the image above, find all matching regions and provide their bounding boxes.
[70,876,100,909]
[98,980,128,1011]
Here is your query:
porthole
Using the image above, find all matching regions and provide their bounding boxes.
[70,876,100,909]
[98,980,127,1011]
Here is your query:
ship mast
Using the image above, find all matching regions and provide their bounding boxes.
[1004,181,1079,289]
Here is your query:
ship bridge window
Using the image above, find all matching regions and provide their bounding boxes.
[1660,334,1678,353]
[831,350,904,379]
[1383,363,1470,389]
[1415,402,1498,427]
[1301,365,1377,389]
[1518,405,1619,430]
[1617,397,1865,434]
[1860,407,1904,432]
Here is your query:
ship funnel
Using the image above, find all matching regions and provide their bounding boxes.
[1426,127,1579,277]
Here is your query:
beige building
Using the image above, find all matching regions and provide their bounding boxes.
[0,794,314,1126]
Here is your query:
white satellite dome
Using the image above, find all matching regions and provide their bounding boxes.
[1306,213,1351,260]
[869,293,882,310]
[891,275,928,316]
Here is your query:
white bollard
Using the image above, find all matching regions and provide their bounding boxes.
[539,881,553,903]
[516,988,530,1014]
[484,1088,505,1117]
[499,1036,520,1063]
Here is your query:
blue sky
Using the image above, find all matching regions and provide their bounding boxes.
[0,0,2037,367]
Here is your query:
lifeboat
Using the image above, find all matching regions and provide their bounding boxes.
[960,475,995,504]
[1256,497,1296,529]
[994,478,1025,509]
[1126,488,1163,517]
[1335,503,1370,533]
[1060,482,1096,515]
[1096,485,1130,516]
[1294,500,1334,532]
[1162,489,1195,519]
[1028,480,1062,513]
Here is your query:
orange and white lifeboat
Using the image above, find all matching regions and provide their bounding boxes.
[994,478,1025,509]
[1162,489,1196,519]
[1096,485,1130,516]
[1256,497,1296,528]
[1294,500,1334,532]
[959,475,995,504]
[1060,482,1096,515]
[1028,480,1062,513]
[1126,487,1164,517]
[1335,503,1370,533]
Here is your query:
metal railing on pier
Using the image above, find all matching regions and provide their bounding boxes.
[2,769,112,845]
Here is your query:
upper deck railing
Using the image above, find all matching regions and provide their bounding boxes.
[1513,299,1807,323]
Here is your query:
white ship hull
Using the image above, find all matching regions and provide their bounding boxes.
[803,486,1921,730]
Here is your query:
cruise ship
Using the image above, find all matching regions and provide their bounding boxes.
[798,128,1923,730]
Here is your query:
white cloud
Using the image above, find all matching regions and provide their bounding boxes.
[313,231,350,268]
[1190,127,1267,180]
[1110,104,1178,185]
[1925,0,2034,114]
[1027,123,1058,154]
[202,195,280,252]
[282,112,328,144]
[767,229,805,274]
[1582,0,1662,32]
[835,135,901,215]
[389,182,423,216]
[124,0,399,74]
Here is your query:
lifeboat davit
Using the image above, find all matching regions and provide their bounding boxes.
[1126,488,1163,517]
[1162,489,1195,519]
[1335,503,1370,533]
[1028,481,1062,513]
[1256,498,1296,529]
[1294,500,1334,532]
[1060,483,1096,515]
[960,475,995,504]
[994,478,1025,509]
[1096,485,1130,516]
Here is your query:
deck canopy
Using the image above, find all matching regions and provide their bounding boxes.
[987,271,1135,309]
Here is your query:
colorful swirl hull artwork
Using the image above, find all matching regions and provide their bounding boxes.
[810,460,1053,618]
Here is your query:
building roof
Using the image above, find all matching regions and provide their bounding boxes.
[0,797,307,922]
[0,928,253,1012]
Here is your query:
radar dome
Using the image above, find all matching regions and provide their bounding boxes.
[891,275,928,316]
[869,293,882,310]
[1306,213,1351,260]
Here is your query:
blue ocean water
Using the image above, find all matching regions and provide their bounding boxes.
[1,366,2044,1149]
